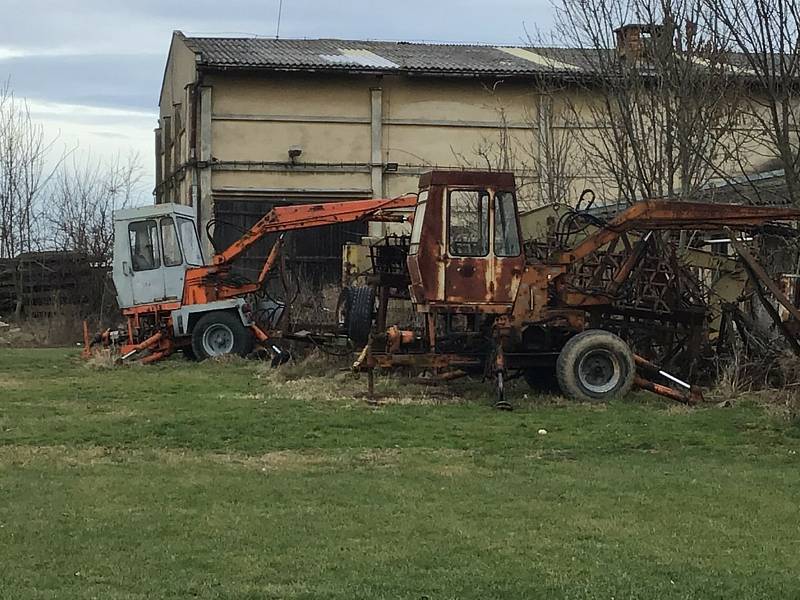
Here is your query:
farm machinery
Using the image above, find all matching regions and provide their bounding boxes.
[87,170,800,408]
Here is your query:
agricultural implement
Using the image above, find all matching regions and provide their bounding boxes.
[87,170,800,408]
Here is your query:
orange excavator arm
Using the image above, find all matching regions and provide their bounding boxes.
[212,195,418,266]
[183,194,418,305]
[559,201,800,263]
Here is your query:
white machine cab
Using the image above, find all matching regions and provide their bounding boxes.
[113,203,205,308]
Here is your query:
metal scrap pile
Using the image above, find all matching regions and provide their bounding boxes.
[520,198,800,388]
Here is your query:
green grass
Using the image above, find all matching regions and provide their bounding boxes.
[1,348,800,599]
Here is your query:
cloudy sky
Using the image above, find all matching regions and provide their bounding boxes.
[0,0,554,196]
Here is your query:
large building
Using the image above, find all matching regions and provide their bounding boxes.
[156,30,778,278]
[157,32,600,274]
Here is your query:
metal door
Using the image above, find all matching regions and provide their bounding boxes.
[126,219,167,305]
[445,189,492,304]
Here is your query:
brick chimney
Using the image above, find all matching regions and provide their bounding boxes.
[614,23,666,60]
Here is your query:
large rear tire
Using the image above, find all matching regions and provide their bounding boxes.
[556,330,635,402]
[191,311,254,361]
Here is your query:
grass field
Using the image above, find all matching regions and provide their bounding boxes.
[1,348,800,599]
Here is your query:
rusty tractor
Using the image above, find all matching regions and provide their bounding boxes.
[343,170,800,408]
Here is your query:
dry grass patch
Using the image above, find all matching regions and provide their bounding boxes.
[83,348,118,369]
[0,444,477,475]
[0,375,27,389]
[0,445,112,467]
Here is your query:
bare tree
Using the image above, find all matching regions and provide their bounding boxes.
[548,0,740,204]
[45,152,143,263]
[0,81,57,258]
[702,0,800,204]
[451,81,579,209]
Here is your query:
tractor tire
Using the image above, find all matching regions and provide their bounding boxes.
[556,330,635,402]
[191,311,254,361]
[338,286,375,346]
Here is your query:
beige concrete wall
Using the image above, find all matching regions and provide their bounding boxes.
[156,33,197,206]
[211,119,371,164]
[203,72,552,193]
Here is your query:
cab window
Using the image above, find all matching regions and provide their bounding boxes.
[494,191,521,257]
[177,217,204,266]
[161,217,183,267]
[128,220,160,271]
[409,190,428,255]
[448,189,489,257]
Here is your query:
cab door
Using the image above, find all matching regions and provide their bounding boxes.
[126,219,167,305]
[491,190,525,304]
[158,216,187,301]
[445,189,492,304]
[444,189,524,306]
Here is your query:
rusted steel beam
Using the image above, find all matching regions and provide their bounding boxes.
[726,228,800,323]
[725,228,800,357]
[370,352,482,369]
[745,267,800,357]
[634,375,701,404]
[607,231,653,296]
[560,202,800,264]
[634,354,703,403]
[215,195,417,266]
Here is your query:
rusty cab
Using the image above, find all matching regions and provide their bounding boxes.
[354,170,553,409]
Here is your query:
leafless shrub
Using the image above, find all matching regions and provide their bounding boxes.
[267,349,350,383]
[451,81,579,208]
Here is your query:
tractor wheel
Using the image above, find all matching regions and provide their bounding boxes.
[191,311,254,360]
[338,286,375,346]
[556,330,635,402]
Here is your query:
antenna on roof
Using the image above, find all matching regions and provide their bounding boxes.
[275,0,283,39]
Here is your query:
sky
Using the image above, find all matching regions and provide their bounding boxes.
[0,0,554,198]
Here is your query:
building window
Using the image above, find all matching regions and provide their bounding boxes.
[128,220,160,271]
[494,191,521,257]
[448,189,489,257]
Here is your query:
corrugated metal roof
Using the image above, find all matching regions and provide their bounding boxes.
[181,34,595,76]
[696,170,792,206]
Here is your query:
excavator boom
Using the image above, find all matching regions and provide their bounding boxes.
[214,195,417,266]
[560,201,800,263]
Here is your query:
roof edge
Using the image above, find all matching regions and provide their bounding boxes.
[158,30,195,111]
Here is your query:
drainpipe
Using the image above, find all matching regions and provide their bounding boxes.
[369,81,384,237]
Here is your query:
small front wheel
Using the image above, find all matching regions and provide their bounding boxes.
[191,311,254,360]
[556,330,635,402]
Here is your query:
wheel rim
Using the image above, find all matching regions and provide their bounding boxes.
[202,323,235,356]
[577,349,621,394]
